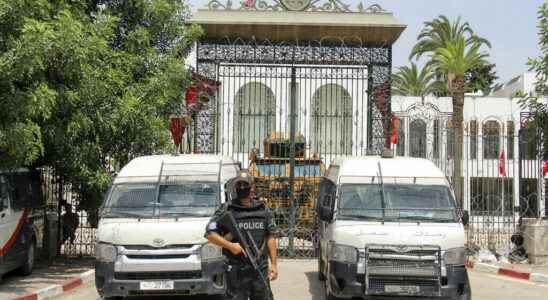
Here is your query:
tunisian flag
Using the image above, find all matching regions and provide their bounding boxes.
[499,150,507,177]
[543,160,548,177]
[390,115,400,145]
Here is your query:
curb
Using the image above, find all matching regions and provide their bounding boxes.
[11,269,95,300]
[467,261,548,284]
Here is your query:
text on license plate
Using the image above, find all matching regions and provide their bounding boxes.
[139,281,174,290]
[385,285,420,293]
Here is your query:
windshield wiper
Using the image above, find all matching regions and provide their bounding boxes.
[397,215,455,222]
[339,215,389,221]
[101,211,150,218]
[159,212,210,217]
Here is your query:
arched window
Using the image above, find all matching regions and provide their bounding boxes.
[522,122,538,160]
[409,119,427,158]
[483,120,500,159]
[396,118,406,157]
[311,84,352,155]
[233,82,276,153]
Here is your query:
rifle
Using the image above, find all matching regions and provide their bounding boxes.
[217,210,274,300]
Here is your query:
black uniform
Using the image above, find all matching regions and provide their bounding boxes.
[206,198,278,300]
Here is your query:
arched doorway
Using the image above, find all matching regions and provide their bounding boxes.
[409,119,427,158]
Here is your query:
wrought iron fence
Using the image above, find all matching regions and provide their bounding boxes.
[394,112,546,252]
[40,168,97,257]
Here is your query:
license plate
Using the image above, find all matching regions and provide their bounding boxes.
[139,281,174,290]
[385,285,420,294]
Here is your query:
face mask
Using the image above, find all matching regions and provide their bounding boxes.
[236,187,251,199]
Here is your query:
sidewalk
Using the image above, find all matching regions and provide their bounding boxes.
[0,258,94,300]
[467,258,548,284]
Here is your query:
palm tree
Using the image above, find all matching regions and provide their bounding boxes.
[409,15,492,205]
[411,15,493,97]
[429,37,489,204]
[392,63,438,99]
[410,15,491,60]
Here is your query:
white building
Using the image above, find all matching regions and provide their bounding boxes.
[491,72,539,98]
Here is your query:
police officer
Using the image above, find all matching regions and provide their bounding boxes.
[206,172,279,300]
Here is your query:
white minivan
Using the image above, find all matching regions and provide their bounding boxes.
[317,155,471,300]
[0,169,44,279]
[95,154,239,299]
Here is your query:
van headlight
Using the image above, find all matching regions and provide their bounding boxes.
[201,243,223,261]
[443,247,466,266]
[95,243,117,262]
[328,243,358,264]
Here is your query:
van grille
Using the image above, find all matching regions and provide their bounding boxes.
[365,245,442,297]
[123,244,194,250]
[126,254,191,260]
[115,271,202,280]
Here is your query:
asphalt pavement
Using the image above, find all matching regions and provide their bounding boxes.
[52,260,547,300]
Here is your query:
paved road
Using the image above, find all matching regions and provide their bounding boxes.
[54,260,547,300]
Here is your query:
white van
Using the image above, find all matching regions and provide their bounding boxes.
[94,154,240,299]
[317,155,471,300]
[0,169,44,279]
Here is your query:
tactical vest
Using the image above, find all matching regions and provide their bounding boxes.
[225,200,269,264]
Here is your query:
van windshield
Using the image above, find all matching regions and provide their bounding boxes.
[338,184,457,222]
[102,182,219,218]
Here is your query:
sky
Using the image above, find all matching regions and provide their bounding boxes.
[187,0,545,84]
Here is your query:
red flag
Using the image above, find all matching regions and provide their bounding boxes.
[543,160,548,177]
[169,116,183,146]
[499,150,507,177]
[244,0,256,7]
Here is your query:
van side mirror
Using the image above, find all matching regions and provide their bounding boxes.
[318,195,334,222]
[461,210,469,226]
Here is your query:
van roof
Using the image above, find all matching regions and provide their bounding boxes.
[332,156,446,179]
[115,154,238,183]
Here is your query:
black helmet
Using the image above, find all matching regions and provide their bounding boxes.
[226,171,254,202]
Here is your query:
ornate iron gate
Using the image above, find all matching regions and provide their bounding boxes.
[189,38,393,257]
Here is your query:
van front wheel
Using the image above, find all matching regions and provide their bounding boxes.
[324,279,341,300]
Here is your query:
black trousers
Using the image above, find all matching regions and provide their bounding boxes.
[226,262,271,300]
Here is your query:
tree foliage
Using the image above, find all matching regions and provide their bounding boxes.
[391,63,439,97]
[0,0,201,211]
[430,37,490,91]
[465,63,498,96]
[519,3,548,152]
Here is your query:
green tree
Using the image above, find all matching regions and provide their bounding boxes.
[392,63,438,98]
[465,63,499,96]
[0,0,201,216]
[520,3,548,161]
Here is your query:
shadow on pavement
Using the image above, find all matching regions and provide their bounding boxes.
[305,271,325,300]
[0,258,94,299]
